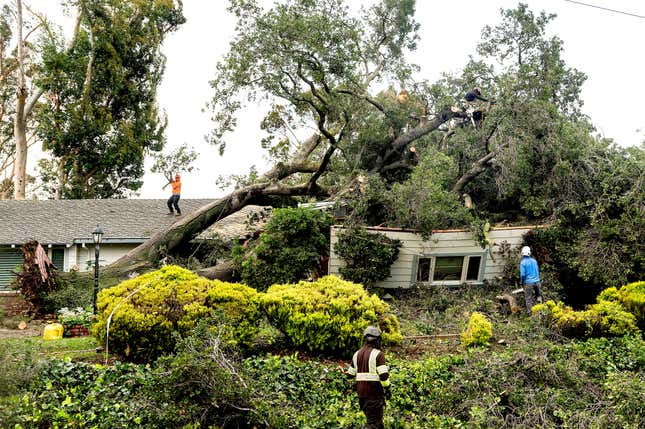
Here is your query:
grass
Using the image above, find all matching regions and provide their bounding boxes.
[0,336,100,360]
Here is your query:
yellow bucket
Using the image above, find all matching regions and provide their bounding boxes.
[43,323,64,340]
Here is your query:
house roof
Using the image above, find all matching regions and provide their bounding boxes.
[0,199,212,245]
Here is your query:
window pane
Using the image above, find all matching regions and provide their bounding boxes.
[434,256,463,281]
[417,257,432,282]
[466,256,481,281]
[52,248,65,271]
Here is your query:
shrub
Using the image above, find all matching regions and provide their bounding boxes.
[600,281,645,330]
[232,207,332,290]
[533,299,638,338]
[334,227,401,287]
[94,266,262,362]
[461,312,492,348]
[261,275,402,355]
[141,321,254,428]
[201,280,262,347]
[590,300,639,337]
[533,300,594,337]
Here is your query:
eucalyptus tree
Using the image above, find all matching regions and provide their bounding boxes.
[35,0,185,199]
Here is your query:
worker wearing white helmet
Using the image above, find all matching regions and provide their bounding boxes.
[346,326,390,429]
[520,246,543,315]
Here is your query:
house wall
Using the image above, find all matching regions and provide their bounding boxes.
[329,226,534,289]
[73,243,139,272]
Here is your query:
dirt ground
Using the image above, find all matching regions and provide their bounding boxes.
[0,320,46,339]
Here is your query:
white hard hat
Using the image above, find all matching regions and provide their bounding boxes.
[521,246,531,256]
[363,326,381,338]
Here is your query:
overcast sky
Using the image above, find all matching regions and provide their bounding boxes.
[26,0,645,199]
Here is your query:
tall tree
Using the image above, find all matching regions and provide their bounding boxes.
[111,0,462,275]
[36,0,185,198]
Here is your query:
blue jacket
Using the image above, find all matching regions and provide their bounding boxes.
[520,256,540,285]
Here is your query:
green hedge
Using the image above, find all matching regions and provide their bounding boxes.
[533,281,641,338]
[94,268,401,361]
[261,275,403,355]
[94,266,261,362]
[598,281,645,330]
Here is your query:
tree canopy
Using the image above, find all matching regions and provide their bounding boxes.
[110,0,642,294]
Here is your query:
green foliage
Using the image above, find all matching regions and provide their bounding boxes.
[57,306,94,330]
[202,280,263,348]
[150,143,198,182]
[600,281,645,330]
[36,0,185,198]
[3,359,151,428]
[43,273,93,313]
[140,321,254,428]
[232,207,332,291]
[94,265,262,362]
[245,353,364,428]
[261,275,402,355]
[0,338,40,398]
[387,149,473,237]
[533,296,639,338]
[460,312,492,348]
[334,227,401,287]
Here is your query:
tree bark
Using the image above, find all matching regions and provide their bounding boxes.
[13,0,27,200]
[197,260,234,281]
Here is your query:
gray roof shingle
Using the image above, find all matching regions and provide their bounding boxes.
[0,199,212,245]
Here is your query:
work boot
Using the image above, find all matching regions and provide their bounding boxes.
[167,212,174,215]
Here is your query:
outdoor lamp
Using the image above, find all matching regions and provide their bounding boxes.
[92,225,104,314]
[92,225,104,244]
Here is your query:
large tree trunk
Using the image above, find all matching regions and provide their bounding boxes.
[13,0,27,200]
[108,110,459,279]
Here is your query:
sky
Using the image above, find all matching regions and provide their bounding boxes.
[24,0,645,199]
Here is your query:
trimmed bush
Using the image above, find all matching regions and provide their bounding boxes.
[202,280,262,347]
[599,281,645,330]
[94,266,261,362]
[533,300,594,337]
[261,275,402,355]
[533,298,638,338]
[461,312,492,348]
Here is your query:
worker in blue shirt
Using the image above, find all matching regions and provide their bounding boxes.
[520,246,543,315]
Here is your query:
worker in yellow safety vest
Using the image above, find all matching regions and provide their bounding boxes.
[346,326,390,429]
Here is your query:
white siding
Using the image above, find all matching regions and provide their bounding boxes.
[73,243,139,272]
[329,226,535,289]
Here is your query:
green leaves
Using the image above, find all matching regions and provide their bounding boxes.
[334,226,401,287]
[35,0,185,198]
[232,207,333,290]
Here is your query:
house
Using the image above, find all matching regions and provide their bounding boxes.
[329,225,542,289]
[0,199,211,291]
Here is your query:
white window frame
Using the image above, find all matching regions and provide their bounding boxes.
[413,252,486,286]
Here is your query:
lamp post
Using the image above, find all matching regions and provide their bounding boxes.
[92,225,104,314]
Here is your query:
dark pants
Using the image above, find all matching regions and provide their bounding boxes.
[359,397,384,429]
[524,282,543,315]
[167,194,181,214]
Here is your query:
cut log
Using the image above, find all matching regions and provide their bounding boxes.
[197,260,235,281]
